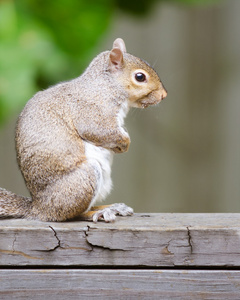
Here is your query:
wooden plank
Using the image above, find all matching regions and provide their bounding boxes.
[1,269,240,300]
[1,213,240,267]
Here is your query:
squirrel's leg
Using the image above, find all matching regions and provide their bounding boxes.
[31,160,133,222]
[80,203,134,223]
[30,162,98,221]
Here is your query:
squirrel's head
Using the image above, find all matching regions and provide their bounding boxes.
[108,38,167,108]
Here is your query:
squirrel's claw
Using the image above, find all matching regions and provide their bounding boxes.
[92,203,134,223]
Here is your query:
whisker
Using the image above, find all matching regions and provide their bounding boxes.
[152,56,160,68]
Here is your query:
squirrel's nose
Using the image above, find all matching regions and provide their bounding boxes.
[162,88,167,99]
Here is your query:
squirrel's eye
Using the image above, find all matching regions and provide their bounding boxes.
[135,72,146,82]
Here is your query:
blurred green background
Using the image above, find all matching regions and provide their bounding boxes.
[0,0,239,213]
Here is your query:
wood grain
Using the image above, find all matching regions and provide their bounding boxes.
[1,269,240,300]
[1,213,240,267]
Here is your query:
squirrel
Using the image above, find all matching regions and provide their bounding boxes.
[0,38,167,223]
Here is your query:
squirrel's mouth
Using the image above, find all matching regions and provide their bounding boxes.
[137,88,167,109]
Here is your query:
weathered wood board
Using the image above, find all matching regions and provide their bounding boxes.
[1,213,240,267]
[1,269,240,300]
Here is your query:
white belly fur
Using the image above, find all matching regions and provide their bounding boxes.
[84,141,113,209]
[84,101,129,210]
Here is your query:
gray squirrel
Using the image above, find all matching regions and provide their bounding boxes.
[0,38,167,222]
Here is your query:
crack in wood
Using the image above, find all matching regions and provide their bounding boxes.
[0,234,43,260]
[84,225,129,252]
[83,225,93,251]
[162,244,174,255]
[48,226,61,251]
[186,226,193,254]
[34,226,61,253]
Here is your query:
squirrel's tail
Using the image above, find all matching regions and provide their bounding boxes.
[0,187,32,219]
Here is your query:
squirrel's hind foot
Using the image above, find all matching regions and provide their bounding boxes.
[92,203,133,223]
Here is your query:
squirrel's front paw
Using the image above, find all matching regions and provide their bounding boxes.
[92,203,134,223]
[112,133,130,153]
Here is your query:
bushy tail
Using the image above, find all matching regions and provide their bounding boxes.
[0,187,32,219]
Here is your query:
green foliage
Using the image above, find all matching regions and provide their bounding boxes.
[0,0,113,124]
[0,0,219,125]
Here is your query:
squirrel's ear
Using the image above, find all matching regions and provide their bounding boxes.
[108,38,126,72]
[109,47,124,72]
[113,38,126,53]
